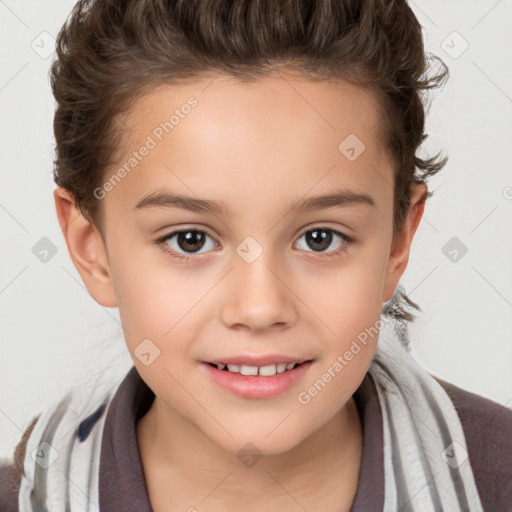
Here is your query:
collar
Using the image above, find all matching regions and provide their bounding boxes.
[99,366,384,511]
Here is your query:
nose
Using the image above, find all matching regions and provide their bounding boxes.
[219,249,298,332]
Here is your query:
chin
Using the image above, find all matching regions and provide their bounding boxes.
[206,423,308,459]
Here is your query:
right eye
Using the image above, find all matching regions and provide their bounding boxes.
[155,228,219,262]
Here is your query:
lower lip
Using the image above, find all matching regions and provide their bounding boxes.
[200,361,313,399]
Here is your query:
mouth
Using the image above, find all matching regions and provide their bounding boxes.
[200,359,314,399]
[204,360,311,377]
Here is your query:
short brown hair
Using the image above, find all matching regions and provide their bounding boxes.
[50,0,449,322]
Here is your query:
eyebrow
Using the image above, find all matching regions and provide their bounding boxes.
[132,188,376,216]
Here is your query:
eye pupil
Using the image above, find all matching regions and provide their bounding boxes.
[177,231,205,252]
[307,229,332,251]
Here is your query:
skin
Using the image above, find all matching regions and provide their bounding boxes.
[54,73,426,511]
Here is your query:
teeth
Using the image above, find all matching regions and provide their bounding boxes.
[240,365,259,376]
[216,362,299,375]
[276,363,287,374]
[258,364,277,376]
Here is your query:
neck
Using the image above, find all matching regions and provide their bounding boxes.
[137,396,363,511]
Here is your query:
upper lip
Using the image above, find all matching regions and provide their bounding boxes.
[202,354,313,367]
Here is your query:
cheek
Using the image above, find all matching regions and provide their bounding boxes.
[295,261,385,421]
[115,272,196,347]
[302,252,387,334]
[106,236,195,349]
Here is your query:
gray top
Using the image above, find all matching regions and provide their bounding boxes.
[1,366,511,511]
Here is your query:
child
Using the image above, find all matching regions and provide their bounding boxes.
[1,0,511,511]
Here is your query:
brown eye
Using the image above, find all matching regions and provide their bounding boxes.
[157,229,218,258]
[295,227,351,256]
[305,229,332,251]
[175,230,206,252]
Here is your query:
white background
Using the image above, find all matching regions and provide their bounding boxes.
[1,0,511,461]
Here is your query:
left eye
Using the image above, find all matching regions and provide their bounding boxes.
[295,227,350,254]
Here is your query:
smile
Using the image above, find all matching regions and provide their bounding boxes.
[206,362,302,376]
[200,360,313,399]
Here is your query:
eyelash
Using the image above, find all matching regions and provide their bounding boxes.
[154,226,354,263]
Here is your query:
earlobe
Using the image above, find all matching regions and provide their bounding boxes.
[382,184,428,303]
[54,187,118,308]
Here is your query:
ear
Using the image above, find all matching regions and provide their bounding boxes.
[54,187,118,308]
[382,183,428,303]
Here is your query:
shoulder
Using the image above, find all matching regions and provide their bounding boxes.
[0,462,20,512]
[0,415,40,512]
[434,376,512,511]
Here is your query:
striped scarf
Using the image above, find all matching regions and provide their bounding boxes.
[18,313,484,511]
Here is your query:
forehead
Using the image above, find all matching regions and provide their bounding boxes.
[122,74,386,148]
[105,74,393,216]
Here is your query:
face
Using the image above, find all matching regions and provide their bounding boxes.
[60,74,424,456]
